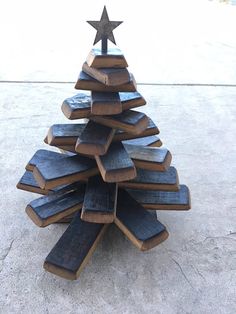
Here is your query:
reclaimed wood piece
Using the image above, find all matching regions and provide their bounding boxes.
[127,185,191,210]
[62,92,146,120]
[119,167,179,191]
[83,62,130,86]
[125,145,172,171]
[26,183,85,227]
[123,135,162,147]
[95,142,136,183]
[17,170,50,195]
[44,212,107,280]
[33,155,98,190]
[75,71,136,92]
[75,121,115,156]
[81,176,117,223]
[91,110,148,135]
[115,189,169,251]
[91,92,122,115]
[47,124,85,146]
[86,48,128,68]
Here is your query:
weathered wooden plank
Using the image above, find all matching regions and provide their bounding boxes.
[61,92,146,120]
[115,189,169,251]
[44,212,107,280]
[95,142,136,183]
[47,124,85,146]
[81,176,117,223]
[17,170,50,195]
[75,121,115,156]
[122,135,162,147]
[125,145,172,171]
[119,167,179,191]
[91,92,122,115]
[75,71,136,92]
[33,155,98,190]
[26,183,85,227]
[91,110,148,135]
[86,48,128,68]
[126,185,191,210]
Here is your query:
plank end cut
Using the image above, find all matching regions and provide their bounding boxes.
[91,91,122,116]
[61,92,91,120]
[86,48,128,68]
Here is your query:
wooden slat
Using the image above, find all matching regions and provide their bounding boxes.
[17,170,50,195]
[26,183,85,227]
[82,62,130,86]
[86,48,128,68]
[122,135,162,147]
[75,71,136,92]
[125,145,172,171]
[75,121,115,156]
[91,92,122,115]
[95,142,136,183]
[81,176,117,223]
[47,124,85,146]
[91,110,148,135]
[119,92,146,111]
[115,189,169,251]
[33,155,98,189]
[126,185,191,210]
[44,212,107,280]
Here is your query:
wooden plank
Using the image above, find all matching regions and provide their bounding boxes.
[17,170,50,195]
[119,167,179,191]
[26,183,85,227]
[33,155,98,190]
[115,189,169,251]
[61,91,146,120]
[91,92,122,115]
[86,48,128,68]
[75,121,115,156]
[126,185,191,210]
[44,212,107,280]
[47,124,85,146]
[95,142,136,183]
[82,62,130,86]
[125,145,172,171]
[122,135,162,147]
[75,71,136,92]
[81,176,117,223]
[91,110,148,135]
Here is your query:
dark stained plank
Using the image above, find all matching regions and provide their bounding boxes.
[119,92,146,111]
[125,145,172,171]
[126,185,191,210]
[44,212,107,280]
[17,170,50,195]
[33,155,98,190]
[47,124,85,146]
[82,62,130,86]
[115,189,169,251]
[91,110,148,135]
[95,142,136,183]
[81,176,117,223]
[86,48,128,68]
[75,71,136,92]
[123,135,162,147]
[26,183,85,227]
[119,167,179,191]
[75,121,115,156]
[91,92,122,115]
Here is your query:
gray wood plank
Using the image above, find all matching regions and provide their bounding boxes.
[47,124,85,146]
[86,48,128,68]
[122,135,162,147]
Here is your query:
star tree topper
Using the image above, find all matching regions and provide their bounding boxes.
[87,6,123,53]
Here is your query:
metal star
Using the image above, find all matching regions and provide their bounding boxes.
[87,6,123,53]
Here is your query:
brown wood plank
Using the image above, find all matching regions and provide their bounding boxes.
[17,170,50,195]
[119,167,179,191]
[47,124,85,146]
[125,145,172,171]
[122,135,162,147]
[95,142,136,183]
[26,183,85,227]
[119,92,146,111]
[126,185,191,210]
[75,121,115,156]
[44,212,107,280]
[33,155,98,190]
[86,48,128,68]
[91,110,148,135]
[75,71,136,92]
[81,176,117,223]
[91,91,122,115]
[115,189,169,251]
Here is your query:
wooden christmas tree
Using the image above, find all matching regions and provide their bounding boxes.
[17,7,191,280]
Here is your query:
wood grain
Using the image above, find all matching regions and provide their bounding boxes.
[91,91,122,115]
[115,189,169,251]
[95,142,136,183]
[81,176,117,223]
[86,48,128,68]
[17,170,50,195]
[44,212,107,280]
[75,71,136,92]
[47,124,85,146]
[75,121,115,156]
[126,185,191,210]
